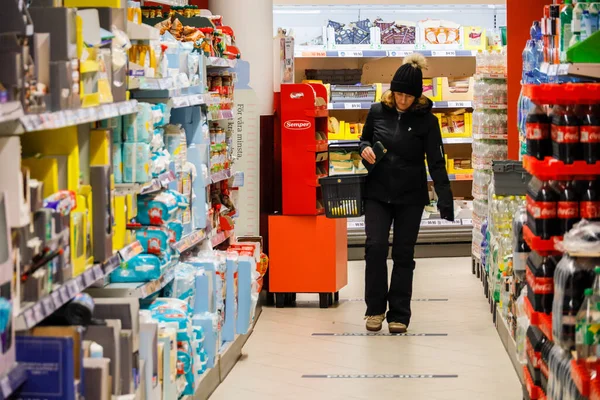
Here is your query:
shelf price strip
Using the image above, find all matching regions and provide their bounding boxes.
[302,374,458,379]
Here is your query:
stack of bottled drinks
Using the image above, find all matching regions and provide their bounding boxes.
[471,50,509,265]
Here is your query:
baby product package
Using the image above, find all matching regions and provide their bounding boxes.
[100,117,123,143]
[136,226,171,256]
[137,190,187,226]
[112,144,123,184]
[110,253,165,283]
[123,142,151,183]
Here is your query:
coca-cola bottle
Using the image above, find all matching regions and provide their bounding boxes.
[527,177,559,239]
[580,176,600,223]
[557,178,580,236]
[551,104,581,164]
[526,104,551,160]
[526,251,557,314]
[580,104,600,164]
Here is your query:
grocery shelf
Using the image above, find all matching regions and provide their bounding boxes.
[523,83,600,104]
[523,365,545,400]
[327,101,472,110]
[473,134,508,140]
[86,260,176,298]
[294,49,476,58]
[476,73,508,80]
[171,229,207,254]
[0,364,27,400]
[115,171,177,196]
[193,364,220,399]
[495,307,524,385]
[207,109,235,121]
[19,100,138,133]
[523,155,600,179]
[206,57,238,68]
[0,101,24,124]
[130,86,204,101]
[117,241,144,263]
[211,230,234,248]
[428,173,473,182]
[16,254,120,330]
[211,169,232,184]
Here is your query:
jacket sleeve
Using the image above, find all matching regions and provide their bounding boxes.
[425,116,454,212]
[359,106,375,154]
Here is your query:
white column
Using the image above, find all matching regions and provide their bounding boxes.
[209,0,274,115]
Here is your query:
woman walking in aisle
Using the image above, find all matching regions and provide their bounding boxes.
[360,54,454,333]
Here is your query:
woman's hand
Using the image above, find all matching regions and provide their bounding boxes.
[361,146,376,164]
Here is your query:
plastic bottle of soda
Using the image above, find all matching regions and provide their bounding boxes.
[580,104,600,164]
[551,104,581,164]
[526,104,552,160]
[526,252,557,314]
[557,178,580,236]
[527,177,559,239]
[580,176,600,222]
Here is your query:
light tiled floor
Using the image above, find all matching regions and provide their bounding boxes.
[211,257,522,400]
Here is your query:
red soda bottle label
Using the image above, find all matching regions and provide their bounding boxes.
[526,123,550,139]
[557,201,579,219]
[526,269,554,294]
[580,125,600,143]
[551,125,580,143]
[581,201,600,219]
[528,199,557,219]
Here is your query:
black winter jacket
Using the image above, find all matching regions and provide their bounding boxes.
[359,95,454,214]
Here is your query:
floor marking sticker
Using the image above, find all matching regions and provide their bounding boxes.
[311,333,448,337]
[342,298,449,302]
[302,374,459,379]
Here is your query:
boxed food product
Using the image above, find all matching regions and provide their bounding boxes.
[421,19,461,45]
[441,77,474,101]
[374,19,416,45]
[464,26,486,51]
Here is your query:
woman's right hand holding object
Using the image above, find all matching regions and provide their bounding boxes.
[361,146,376,164]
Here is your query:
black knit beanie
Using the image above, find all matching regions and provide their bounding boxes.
[390,54,428,98]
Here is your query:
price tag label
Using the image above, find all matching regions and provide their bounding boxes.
[51,291,63,309]
[558,63,570,75]
[347,221,365,229]
[338,50,363,58]
[344,103,363,110]
[387,50,413,57]
[447,101,471,108]
[189,94,204,106]
[142,79,161,90]
[302,51,327,57]
[432,50,456,57]
[33,303,44,323]
[93,264,105,280]
[548,64,559,77]
[42,296,55,315]
[462,219,473,226]
[23,308,35,329]
[67,280,80,297]
[76,275,85,289]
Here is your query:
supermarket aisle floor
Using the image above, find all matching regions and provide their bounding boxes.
[211,257,521,400]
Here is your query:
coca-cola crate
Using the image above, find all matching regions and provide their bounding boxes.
[493,160,531,196]
[571,360,595,398]
[523,225,562,256]
[524,83,600,105]
[523,155,600,180]
[523,366,545,400]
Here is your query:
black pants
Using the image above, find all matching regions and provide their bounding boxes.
[364,199,424,325]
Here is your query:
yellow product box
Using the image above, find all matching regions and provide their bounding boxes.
[423,78,443,102]
[328,117,345,140]
[344,123,363,140]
